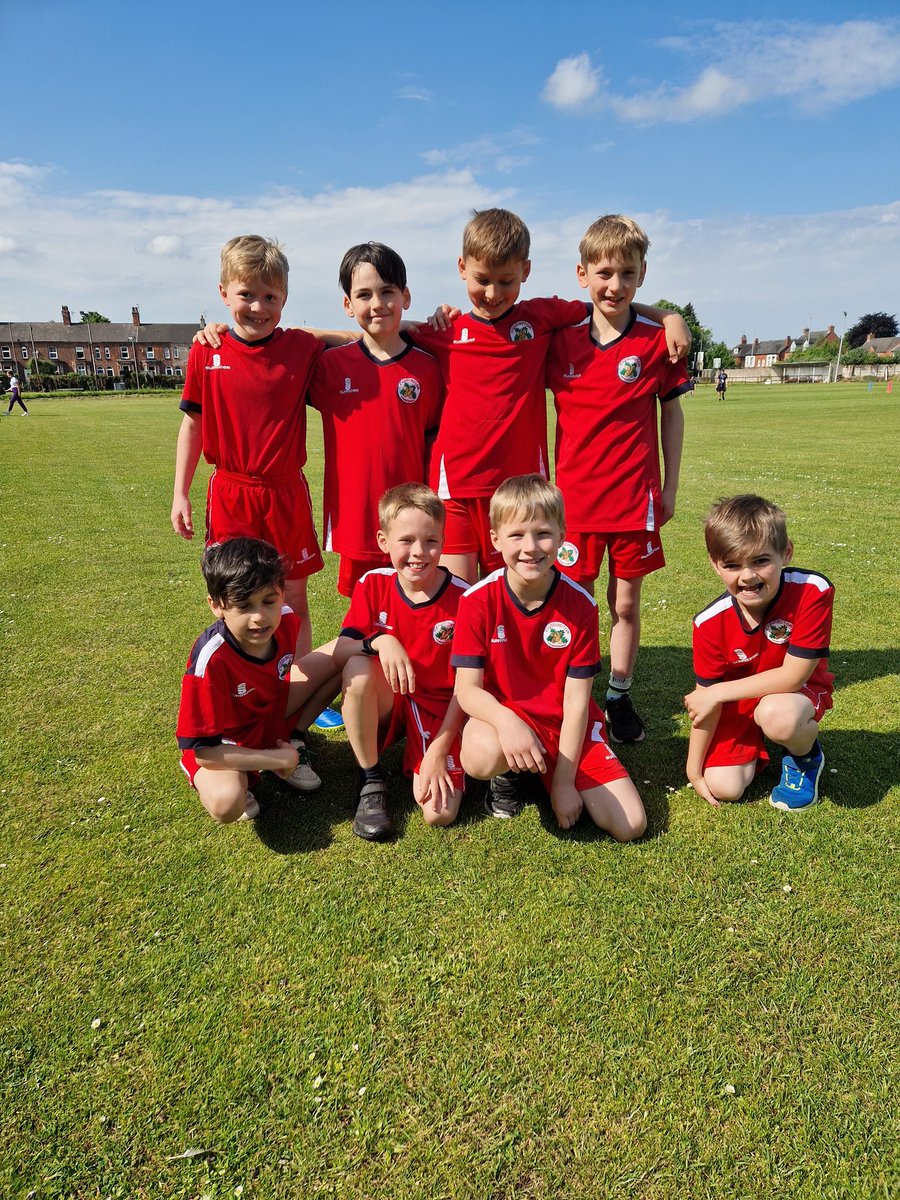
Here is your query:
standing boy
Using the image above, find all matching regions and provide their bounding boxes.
[308,243,444,597]
[684,495,834,812]
[452,475,646,841]
[336,484,468,840]
[546,214,691,745]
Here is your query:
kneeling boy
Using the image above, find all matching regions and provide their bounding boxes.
[176,538,342,823]
[685,495,834,812]
[337,484,469,840]
[452,475,646,841]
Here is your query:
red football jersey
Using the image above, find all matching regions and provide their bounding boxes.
[412,298,588,498]
[693,569,835,696]
[341,567,468,705]
[307,340,444,557]
[451,567,601,733]
[547,310,691,532]
[181,328,323,478]
[176,607,299,752]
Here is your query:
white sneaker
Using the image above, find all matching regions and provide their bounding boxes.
[286,737,321,792]
[238,791,260,821]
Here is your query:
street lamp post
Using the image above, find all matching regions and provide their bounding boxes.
[834,310,848,384]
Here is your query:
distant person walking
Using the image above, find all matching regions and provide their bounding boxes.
[7,376,28,415]
[715,370,728,401]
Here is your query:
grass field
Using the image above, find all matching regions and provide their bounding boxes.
[1,382,898,1199]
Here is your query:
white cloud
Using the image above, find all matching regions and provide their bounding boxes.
[541,53,602,111]
[397,86,433,103]
[148,235,183,257]
[422,130,539,175]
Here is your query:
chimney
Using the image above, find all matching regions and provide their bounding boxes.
[753,338,759,351]
[131,306,141,326]
[865,331,874,343]
[826,324,835,335]
[802,327,810,342]
[61,305,71,326]
[739,334,747,346]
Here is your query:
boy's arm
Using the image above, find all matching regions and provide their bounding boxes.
[685,705,721,808]
[633,303,691,362]
[658,397,685,525]
[337,631,416,695]
[192,323,360,349]
[195,739,298,780]
[171,410,203,538]
[417,696,467,809]
[454,666,546,773]
[684,655,820,726]
[550,675,591,829]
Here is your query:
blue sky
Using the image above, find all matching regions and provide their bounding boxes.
[2,0,899,345]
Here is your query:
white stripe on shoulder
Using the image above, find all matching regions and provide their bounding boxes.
[464,568,504,597]
[450,574,469,590]
[783,568,831,592]
[559,573,598,607]
[281,604,295,616]
[359,567,396,583]
[694,595,732,627]
[195,632,226,677]
[634,311,663,329]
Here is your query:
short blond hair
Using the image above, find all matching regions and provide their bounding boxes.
[704,494,790,560]
[490,475,565,532]
[461,208,530,266]
[378,483,445,532]
[579,214,649,268]
[220,235,289,291]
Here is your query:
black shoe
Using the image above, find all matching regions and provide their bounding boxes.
[352,781,395,841]
[484,773,525,819]
[605,693,646,744]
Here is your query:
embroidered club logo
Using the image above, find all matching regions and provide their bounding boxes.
[491,624,507,644]
[765,618,793,644]
[618,355,641,382]
[397,377,420,404]
[432,620,455,644]
[509,321,535,343]
[277,653,293,680]
[543,621,571,648]
[234,682,255,698]
[206,354,230,371]
[557,541,579,567]
[376,611,393,630]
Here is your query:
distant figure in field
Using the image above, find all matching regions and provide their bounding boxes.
[715,370,728,401]
[7,376,28,415]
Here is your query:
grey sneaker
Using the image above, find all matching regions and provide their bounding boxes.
[238,791,260,822]
[286,736,321,791]
[605,693,646,744]
[352,780,395,841]
[484,773,525,819]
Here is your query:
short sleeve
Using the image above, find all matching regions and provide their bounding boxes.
[450,591,487,669]
[787,579,834,659]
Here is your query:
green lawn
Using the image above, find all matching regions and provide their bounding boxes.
[1,383,897,1199]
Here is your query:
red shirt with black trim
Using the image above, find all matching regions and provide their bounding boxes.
[341,567,468,705]
[412,298,589,499]
[547,309,691,532]
[451,567,602,733]
[692,568,835,696]
[181,328,323,478]
[307,340,444,557]
[176,607,299,753]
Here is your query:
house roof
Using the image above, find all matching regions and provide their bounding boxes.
[0,321,197,345]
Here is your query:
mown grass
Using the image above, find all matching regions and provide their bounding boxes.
[1,383,897,1199]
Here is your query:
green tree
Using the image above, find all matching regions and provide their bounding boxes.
[653,298,714,370]
[33,357,57,375]
[79,310,111,324]
[703,340,735,370]
[846,311,898,349]
[785,341,839,363]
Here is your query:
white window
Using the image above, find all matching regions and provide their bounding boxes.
[76,346,85,359]
[94,347,102,360]
[146,347,154,360]
[746,355,756,368]
[173,347,179,359]
[175,368,183,378]
[120,345,129,359]
[21,346,29,359]
[1,347,10,360]
[49,347,58,359]
[77,365,87,375]
[104,347,111,360]
[164,347,171,359]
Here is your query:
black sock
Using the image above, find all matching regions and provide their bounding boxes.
[359,764,384,786]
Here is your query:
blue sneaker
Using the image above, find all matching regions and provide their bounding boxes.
[313,706,344,731]
[769,742,824,812]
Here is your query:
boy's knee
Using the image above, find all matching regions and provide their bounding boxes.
[607,807,647,843]
[422,805,455,827]
[342,655,375,691]
[755,695,810,745]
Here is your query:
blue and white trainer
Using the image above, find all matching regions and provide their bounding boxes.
[313,706,344,730]
[769,742,824,812]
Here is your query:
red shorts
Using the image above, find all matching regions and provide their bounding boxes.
[443,497,503,573]
[379,692,465,791]
[703,685,833,769]
[556,530,665,584]
[515,702,631,791]
[206,468,323,580]
[338,552,391,599]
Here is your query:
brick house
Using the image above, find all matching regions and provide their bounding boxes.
[732,325,840,369]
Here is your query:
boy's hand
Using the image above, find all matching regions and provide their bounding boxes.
[425,303,461,331]
[687,768,721,809]
[171,495,193,539]
[418,746,454,810]
[659,483,678,525]
[375,635,416,695]
[661,313,691,363]
[550,780,583,829]
[271,739,300,780]
[193,322,228,348]
[497,712,546,774]
[684,686,721,727]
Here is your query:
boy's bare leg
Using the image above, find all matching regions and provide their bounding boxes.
[606,574,643,682]
[286,639,345,731]
[440,551,477,584]
[580,777,647,842]
[459,718,508,779]
[284,577,312,658]
[193,766,252,824]
[754,693,819,756]
[413,774,464,827]
[703,761,758,804]
[342,656,396,769]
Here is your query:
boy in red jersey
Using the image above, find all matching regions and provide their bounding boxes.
[336,484,468,840]
[176,538,346,824]
[172,236,324,660]
[452,475,646,841]
[547,215,692,746]
[414,208,691,584]
[308,242,444,598]
[685,495,834,813]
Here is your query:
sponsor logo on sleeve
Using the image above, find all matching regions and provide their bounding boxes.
[491,624,507,644]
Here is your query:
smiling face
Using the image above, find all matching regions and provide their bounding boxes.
[209,582,284,658]
[377,506,445,597]
[710,540,793,624]
[577,250,646,329]
[491,507,564,602]
[457,255,531,320]
[219,274,286,342]
[343,262,410,344]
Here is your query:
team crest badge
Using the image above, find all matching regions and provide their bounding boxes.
[277,653,293,680]
[397,377,420,404]
[543,621,571,648]
[432,620,455,644]
[765,618,793,644]
[618,355,641,382]
[557,541,579,567]
[509,321,535,342]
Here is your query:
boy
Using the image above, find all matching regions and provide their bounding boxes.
[176,538,345,824]
[336,484,468,840]
[413,208,691,583]
[685,495,834,812]
[307,243,444,597]
[546,214,692,746]
[171,235,324,659]
[451,475,646,841]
